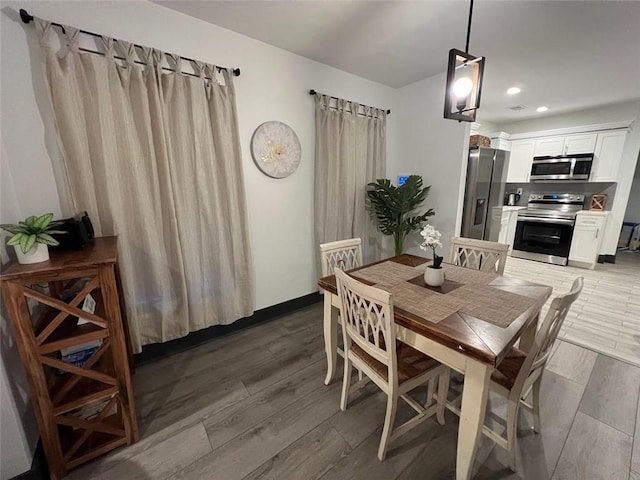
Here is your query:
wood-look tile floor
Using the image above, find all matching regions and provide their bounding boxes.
[67,298,640,480]
[505,250,640,367]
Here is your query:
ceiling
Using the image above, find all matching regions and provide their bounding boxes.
[156,1,640,123]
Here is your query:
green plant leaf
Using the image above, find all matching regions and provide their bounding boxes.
[19,233,37,254]
[34,213,54,230]
[7,233,24,246]
[366,175,435,254]
[36,233,60,246]
[44,230,66,235]
[24,216,37,228]
[0,224,25,235]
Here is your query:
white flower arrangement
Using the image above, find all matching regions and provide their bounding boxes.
[419,224,444,269]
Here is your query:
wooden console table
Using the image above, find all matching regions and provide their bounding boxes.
[1,237,138,479]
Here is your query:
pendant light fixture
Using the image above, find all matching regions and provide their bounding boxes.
[444,0,485,122]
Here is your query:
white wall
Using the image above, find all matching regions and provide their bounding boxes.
[0,0,398,475]
[1,0,398,309]
[603,106,640,254]
[496,102,640,256]
[625,156,640,224]
[473,120,498,137]
[0,140,39,479]
[394,73,470,258]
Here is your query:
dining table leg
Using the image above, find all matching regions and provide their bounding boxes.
[323,293,338,385]
[457,359,492,480]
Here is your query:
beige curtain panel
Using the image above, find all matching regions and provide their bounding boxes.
[314,94,386,263]
[35,19,254,352]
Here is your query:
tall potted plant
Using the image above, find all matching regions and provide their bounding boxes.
[366,175,435,255]
[1,213,65,264]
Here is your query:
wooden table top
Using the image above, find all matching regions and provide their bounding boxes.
[317,254,553,367]
[1,236,118,281]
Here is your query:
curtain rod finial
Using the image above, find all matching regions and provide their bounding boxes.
[20,9,34,24]
[309,89,316,95]
[233,68,240,76]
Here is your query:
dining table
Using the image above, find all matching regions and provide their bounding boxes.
[317,254,552,480]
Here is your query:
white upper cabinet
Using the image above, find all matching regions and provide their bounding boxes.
[507,140,535,183]
[564,133,597,155]
[504,123,629,184]
[591,130,627,182]
[534,136,564,156]
[533,133,597,157]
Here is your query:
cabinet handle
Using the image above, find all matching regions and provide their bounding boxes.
[595,228,599,239]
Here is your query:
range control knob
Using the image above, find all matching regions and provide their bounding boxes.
[569,195,575,200]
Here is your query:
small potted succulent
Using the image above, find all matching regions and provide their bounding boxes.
[1,213,65,264]
[420,224,444,286]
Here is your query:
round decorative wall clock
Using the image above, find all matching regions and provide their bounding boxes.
[250,121,301,179]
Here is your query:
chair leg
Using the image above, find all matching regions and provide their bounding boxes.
[531,378,542,434]
[425,377,435,408]
[378,394,399,461]
[436,369,450,426]
[340,354,353,411]
[506,398,520,472]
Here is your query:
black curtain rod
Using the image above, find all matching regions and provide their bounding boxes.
[309,89,391,115]
[19,9,241,79]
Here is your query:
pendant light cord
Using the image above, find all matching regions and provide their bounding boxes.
[465,0,474,53]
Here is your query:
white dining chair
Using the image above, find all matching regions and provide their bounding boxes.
[449,237,509,275]
[319,238,364,376]
[482,277,583,471]
[335,268,450,461]
[319,238,363,277]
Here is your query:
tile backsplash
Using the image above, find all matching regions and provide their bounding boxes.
[505,182,617,210]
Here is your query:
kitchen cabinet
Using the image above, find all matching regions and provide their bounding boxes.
[534,136,565,156]
[533,133,597,157]
[564,133,597,154]
[569,212,608,269]
[507,140,535,182]
[591,130,627,182]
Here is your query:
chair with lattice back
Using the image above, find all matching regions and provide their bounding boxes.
[335,268,450,461]
[319,238,363,277]
[481,277,583,471]
[449,237,509,275]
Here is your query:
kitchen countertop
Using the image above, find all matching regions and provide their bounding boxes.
[502,206,527,211]
[577,210,610,216]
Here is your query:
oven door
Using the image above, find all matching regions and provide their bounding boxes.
[530,158,573,181]
[513,217,575,264]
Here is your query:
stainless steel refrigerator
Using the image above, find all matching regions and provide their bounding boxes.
[461,147,509,242]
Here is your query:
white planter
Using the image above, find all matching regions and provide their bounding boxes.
[424,266,445,287]
[14,243,50,264]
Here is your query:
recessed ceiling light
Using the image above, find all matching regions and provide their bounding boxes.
[536,106,549,112]
[507,87,521,95]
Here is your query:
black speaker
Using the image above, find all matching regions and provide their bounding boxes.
[50,212,94,251]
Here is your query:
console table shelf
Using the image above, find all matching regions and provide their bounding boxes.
[1,237,138,479]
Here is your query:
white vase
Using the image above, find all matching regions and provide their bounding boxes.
[424,266,445,287]
[15,243,50,264]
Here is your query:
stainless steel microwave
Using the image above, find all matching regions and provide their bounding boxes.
[530,153,593,181]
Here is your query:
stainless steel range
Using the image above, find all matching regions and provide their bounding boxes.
[511,193,585,266]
